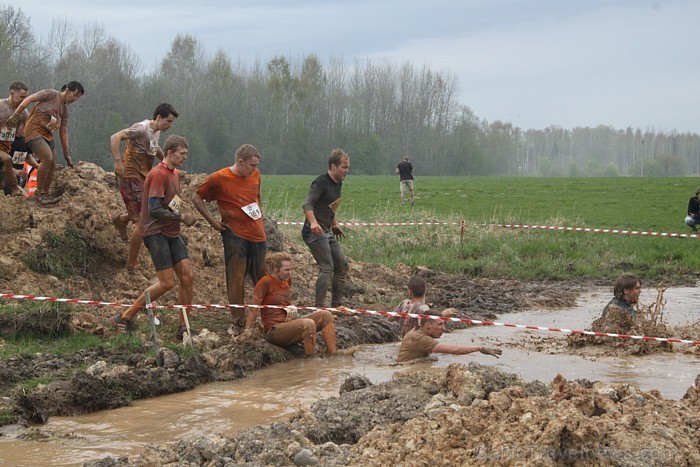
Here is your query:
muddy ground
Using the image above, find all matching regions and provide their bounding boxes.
[84,364,700,467]
[1,163,699,465]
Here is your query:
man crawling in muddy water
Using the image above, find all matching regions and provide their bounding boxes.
[397,309,502,362]
[591,273,641,334]
[388,275,456,337]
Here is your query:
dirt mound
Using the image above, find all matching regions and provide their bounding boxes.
[85,364,700,466]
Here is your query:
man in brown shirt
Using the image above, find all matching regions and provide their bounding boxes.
[397,310,502,363]
[111,135,196,341]
[6,81,84,205]
[110,103,178,271]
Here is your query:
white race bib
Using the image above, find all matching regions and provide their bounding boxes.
[11,151,27,165]
[45,116,61,132]
[241,201,262,220]
[0,125,16,142]
[168,194,182,214]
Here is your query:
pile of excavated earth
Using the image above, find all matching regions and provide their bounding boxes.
[0,163,699,465]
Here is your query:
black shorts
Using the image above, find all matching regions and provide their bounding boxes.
[26,137,55,152]
[143,233,189,271]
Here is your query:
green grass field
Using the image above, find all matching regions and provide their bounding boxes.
[262,175,700,283]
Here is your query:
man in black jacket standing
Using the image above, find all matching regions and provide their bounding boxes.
[302,149,350,308]
[396,155,414,206]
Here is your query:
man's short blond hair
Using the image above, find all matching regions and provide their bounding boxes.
[328,148,348,169]
[163,135,189,154]
[236,144,260,162]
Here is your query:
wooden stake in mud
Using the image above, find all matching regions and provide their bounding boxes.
[181,307,198,357]
[460,220,465,256]
[145,290,163,366]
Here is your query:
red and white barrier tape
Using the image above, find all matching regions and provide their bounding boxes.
[491,223,700,239]
[276,220,461,227]
[277,219,698,239]
[2,292,698,345]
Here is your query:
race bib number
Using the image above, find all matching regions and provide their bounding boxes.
[0,125,16,142]
[241,202,262,220]
[148,140,158,156]
[168,194,182,214]
[45,116,61,132]
[11,151,27,165]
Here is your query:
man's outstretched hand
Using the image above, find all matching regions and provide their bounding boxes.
[479,347,502,358]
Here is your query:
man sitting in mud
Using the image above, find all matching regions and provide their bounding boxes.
[388,276,456,337]
[397,310,501,362]
[245,252,337,356]
[591,273,641,335]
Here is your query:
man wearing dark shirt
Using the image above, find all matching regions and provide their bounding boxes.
[396,155,414,206]
[685,188,700,232]
[302,149,350,307]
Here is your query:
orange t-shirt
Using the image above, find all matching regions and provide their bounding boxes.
[195,167,266,242]
[140,162,181,238]
[253,275,292,332]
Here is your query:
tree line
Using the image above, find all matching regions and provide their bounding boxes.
[2,5,699,177]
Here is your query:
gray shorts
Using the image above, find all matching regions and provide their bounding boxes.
[400,179,414,192]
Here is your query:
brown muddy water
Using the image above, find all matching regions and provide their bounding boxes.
[1,287,699,466]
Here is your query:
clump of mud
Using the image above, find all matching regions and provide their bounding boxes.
[85,364,700,466]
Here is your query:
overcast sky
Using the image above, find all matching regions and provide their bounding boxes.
[10,0,699,133]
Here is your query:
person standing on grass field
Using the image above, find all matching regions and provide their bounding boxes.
[6,81,84,206]
[192,144,267,334]
[110,103,178,273]
[111,135,196,341]
[388,276,457,337]
[396,154,414,206]
[685,187,700,232]
[397,309,502,362]
[245,252,337,356]
[302,148,350,308]
[0,81,31,197]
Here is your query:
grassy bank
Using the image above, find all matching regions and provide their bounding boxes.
[262,175,700,283]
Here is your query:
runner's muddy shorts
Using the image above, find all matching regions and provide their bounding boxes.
[119,178,145,222]
[144,233,189,271]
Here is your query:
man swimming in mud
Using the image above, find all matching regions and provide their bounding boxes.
[591,273,641,334]
[397,310,501,362]
[388,275,456,337]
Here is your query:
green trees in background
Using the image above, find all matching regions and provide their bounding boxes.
[2,5,700,177]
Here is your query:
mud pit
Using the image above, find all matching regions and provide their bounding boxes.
[1,163,699,465]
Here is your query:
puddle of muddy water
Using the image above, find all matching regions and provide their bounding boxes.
[1,287,699,466]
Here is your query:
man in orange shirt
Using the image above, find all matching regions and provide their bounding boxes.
[192,144,267,331]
